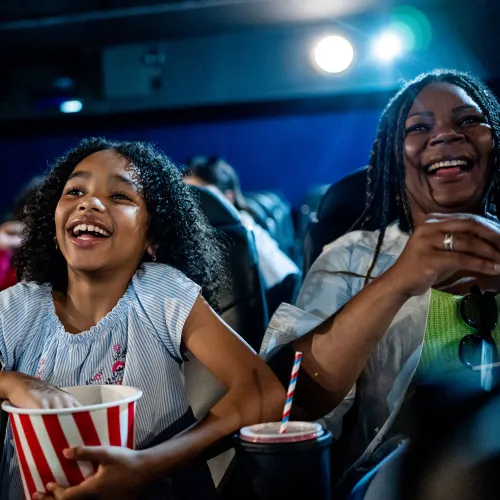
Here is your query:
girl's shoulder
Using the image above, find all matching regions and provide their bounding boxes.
[0,281,50,316]
[132,262,200,298]
[130,263,201,362]
[0,282,51,370]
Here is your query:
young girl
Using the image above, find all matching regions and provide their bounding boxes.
[0,138,285,499]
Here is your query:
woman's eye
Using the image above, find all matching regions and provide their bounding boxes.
[405,123,430,134]
[111,193,131,201]
[459,115,483,126]
[65,188,83,196]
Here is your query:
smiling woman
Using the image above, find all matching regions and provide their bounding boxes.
[261,70,500,495]
[403,83,494,217]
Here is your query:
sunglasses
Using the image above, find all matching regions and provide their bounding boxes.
[458,285,499,370]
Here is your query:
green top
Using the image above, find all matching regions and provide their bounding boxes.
[417,288,500,377]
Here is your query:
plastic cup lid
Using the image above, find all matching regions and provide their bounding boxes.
[240,421,323,443]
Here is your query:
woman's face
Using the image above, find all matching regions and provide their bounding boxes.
[55,150,151,276]
[403,82,494,215]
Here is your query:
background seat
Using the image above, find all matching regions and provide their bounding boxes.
[191,185,268,351]
[245,191,296,259]
[186,186,270,492]
[244,197,275,236]
[302,166,398,277]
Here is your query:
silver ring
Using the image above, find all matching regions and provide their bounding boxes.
[443,233,454,252]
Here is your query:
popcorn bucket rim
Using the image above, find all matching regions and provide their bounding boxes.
[1,384,143,416]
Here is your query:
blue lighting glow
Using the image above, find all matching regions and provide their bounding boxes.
[60,100,83,113]
[372,30,405,62]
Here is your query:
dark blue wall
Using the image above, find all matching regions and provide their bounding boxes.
[0,107,382,214]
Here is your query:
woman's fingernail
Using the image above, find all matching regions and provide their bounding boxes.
[494,264,500,273]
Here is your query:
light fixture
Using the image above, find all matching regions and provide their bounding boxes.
[60,100,83,114]
[313,35,354,74]
[372,30,405,62]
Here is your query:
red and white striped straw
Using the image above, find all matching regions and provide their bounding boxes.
[279,351,303,434]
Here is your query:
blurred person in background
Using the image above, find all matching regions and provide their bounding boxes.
[0,220,22,291]
[183,156,300,313]
[262,69,500,495]
[0,178,43,291]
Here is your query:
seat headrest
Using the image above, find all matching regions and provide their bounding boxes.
[317,166,398,231]
[190,185,241,227]
[302,166,399,277]
[317,166,369,222]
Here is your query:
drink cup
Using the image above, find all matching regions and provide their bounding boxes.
[2,384,142,500]
[238,421,332,500]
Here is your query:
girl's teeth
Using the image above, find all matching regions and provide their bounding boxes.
[71,223,110,237]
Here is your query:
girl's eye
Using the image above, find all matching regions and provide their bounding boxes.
[65,188,83,196]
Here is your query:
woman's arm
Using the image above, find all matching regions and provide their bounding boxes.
[289,270,410,419]
[277,215,500,420]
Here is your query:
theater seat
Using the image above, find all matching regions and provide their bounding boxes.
[245,191,295,258]
[302,166,398,277]
[191,185,268,351]
[184,186,269,491]
[244,197,275,236]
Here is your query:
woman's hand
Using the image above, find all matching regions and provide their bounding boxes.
[0,372,80,409]
[387,214,500,297]
[33,446,154,500]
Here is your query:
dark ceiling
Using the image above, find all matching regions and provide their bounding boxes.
[0,0,496,69]
[0,0,498,128]
[0,0,377,59]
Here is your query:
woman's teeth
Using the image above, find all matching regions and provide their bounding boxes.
[426,159,469,173]
[71,224,110,237]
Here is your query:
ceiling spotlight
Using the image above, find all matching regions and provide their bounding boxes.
[313,35,354,74]
[60,100,83,114]
[372,30,405,62]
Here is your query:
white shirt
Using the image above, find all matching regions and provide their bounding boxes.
[261,223,431,471]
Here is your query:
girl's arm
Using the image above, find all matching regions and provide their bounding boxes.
[140,294,286,473]
[37,295,285,500]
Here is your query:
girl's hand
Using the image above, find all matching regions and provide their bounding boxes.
[0,372,80,409]
[33,446,155,500]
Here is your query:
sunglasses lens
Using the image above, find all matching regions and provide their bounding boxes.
[460,293,498,330]
[459,334,498,369]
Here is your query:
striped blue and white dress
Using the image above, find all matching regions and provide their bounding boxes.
[0,263,215,500]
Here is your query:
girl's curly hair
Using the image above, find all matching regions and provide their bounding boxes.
[15,137,229,310]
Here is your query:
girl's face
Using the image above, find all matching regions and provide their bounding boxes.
[55,150,151,277]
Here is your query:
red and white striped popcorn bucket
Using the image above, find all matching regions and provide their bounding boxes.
[2,385,142,500]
